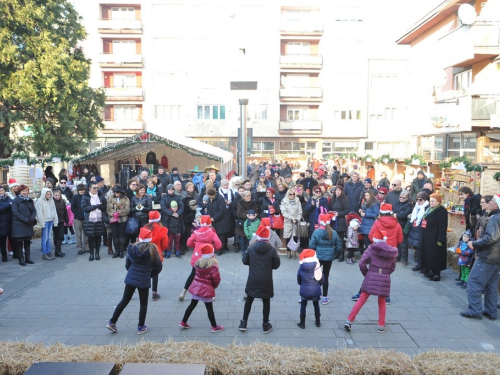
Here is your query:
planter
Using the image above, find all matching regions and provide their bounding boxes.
[411,159,420,165]
[451,162,466,170]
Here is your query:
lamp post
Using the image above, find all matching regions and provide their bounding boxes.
[239,99,248,179]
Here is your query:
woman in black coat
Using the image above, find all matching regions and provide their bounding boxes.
[44,166,59,184]
[393,190,413,266]
[0,186,13,262]
[408,191,429,272]
[236,191,259,252]
[206,188,232,254]
[11,185,36,266]
[240,227,281,333]
[421,193,448,281]
[81,182,107,261]
[329,185,350,262]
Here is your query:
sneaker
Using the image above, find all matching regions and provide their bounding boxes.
[351,292,360,301]
[8,251,13,256]
[298,297,302,303]
[378,325,386,333]
[346,258,353,265]
[137,325,149,335]
[42,254,55,261]
[238,320,247,331]
[321,297,330,305]
[386,297,391,305]
[351,258,356,264]
[152,292,161,301]
[77,250,84,255]
[106,321,117,333]
[456,280,465,286]
[166,252,171,259]
[175,252,182,258]
[344,321,352,331]
[211,325,225,333]
[179,321,191,329]
[401,261,408,266]
[262,322,273,334]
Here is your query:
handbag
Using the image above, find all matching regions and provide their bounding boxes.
[109,211,120,224]
[270,214,284,229]
[403,220,411,235]
[125,217,139,235]
[287,223,300,251]
[298,218,310,238]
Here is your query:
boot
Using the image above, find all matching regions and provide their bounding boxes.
[338,251,345,262]
[112,238,121,258]
[1,248,7,262]
[89,248,94,261]
[119,238,126,258]
[24,243,34,264]
[297,315,306,329]
[18,251,26,266]
[178,288,187,301]
[95,238,101,261]
[315,314,321,327]
[286,250,291,259]
[54,241,65,257]
[107,237,114,255]
[292,251,297,260]
[62,234,68,245]
[69,234,76,244]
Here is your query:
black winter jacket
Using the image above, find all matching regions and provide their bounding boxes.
[206,194,232,235]
[242,240,280,298]
[11,196,36,238]
[472,209,500,265]
[344,181,364,213]
[393,200,413,228]
[81,192,107,237]
[464,193,482,231]
[328,195,350,232]
[71,194,85,221]
[160,193,184,227]
[0,196,13,236]
[124,243,163,289]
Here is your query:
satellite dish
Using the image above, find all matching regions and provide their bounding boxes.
[458,4,476,25]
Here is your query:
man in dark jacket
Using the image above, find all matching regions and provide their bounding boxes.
[459,186,482,231]
[344,172,364,213]
[461,195,500,320]
[392,190,413,266]
[58,176,73,202]
[331,166,340,186]
[240,226,280,333]
[206,188,232,254]
[301,169,318,195]
[156,166,170,191]
[359,178,377,206]
[409,171,432,203]
[160,184,184,228]
[71,184,88,254]
[385,179,402,208]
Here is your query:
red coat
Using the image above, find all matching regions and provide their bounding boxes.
[188,264,221,298]
[188,227,222,267]
[149,222,169,262]
[368,216,403,248]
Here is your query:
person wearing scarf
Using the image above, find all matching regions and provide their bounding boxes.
[420,193,448,281]
[408,191,430,272]
[81,182,107,261]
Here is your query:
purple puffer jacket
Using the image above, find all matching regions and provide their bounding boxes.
[359,242,397,298]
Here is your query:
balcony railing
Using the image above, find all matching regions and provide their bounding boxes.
[98,53,143,67]
[472,96,498,120]
[104,87,144,100]
[439,23,500,67]
[103,120,144,131]
[98,19,143,33]
[279,87,322,101]
[279,120,322,133]
[280,21,323,35]
[280,54,322,68]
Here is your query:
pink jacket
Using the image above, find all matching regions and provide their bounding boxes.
[65,204,74,227]
[188,227,222,267]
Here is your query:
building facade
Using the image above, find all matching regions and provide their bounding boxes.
[71,0,416,166]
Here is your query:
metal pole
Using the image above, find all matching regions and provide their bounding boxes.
[239,99,248,179]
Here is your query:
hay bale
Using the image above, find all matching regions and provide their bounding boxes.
[0,341,499,375]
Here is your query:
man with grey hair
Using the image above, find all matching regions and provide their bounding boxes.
[385,179,402,208]
[173,180,183,196]
[393,190,413,266]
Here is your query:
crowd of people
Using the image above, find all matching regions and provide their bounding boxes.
[1,159,499,332]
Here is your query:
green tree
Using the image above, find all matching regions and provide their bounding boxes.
[0,0,105,158]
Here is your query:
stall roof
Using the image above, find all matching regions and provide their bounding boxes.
[71,132,233,164]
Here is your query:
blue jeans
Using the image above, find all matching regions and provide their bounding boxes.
[41,221,54,254]
[466,258,500,318]
[240,237,249,253]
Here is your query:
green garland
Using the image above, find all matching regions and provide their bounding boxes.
[362,154,374,162]
[439,156,479,171]
[493,172,500,181]
[375,153,395,164]
[404,154,426,166]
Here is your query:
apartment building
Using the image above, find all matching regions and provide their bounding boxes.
[397,0,500,162]
[71,0,415,161]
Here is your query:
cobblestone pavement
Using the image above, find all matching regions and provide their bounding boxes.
[1,239,500,355]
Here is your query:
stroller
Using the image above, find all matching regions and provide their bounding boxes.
[346,213,362,231]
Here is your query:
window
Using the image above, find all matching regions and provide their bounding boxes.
[252,141,275,155]
[197,105,225,120]
[384,108,397,120]
[454,70,471,94]
[334,109,361,120]
[114,105,138,121]
[114,74,136,88]
[287,108,309,121]
[111,7,135,20]
[89,141,102,152]
[287,74,309,88]
[112,40,136,55]
[155,105,181,120]
[201,139,230,151]
[322,141,358,155]
[279,141,316,154]
[249,105,268,120]
[287,42,310,55]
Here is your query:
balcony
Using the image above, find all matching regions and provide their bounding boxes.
[98,19,143,34]
[439,23,500,68]
[104,87,144,101]
[280,21,323,36]
[279,120,322,134]
[280,87,322,102]
[280,54,322,69]
[102,121,144,133]
[98,53,143,68]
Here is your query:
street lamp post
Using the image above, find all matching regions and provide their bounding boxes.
[239,99,248,179]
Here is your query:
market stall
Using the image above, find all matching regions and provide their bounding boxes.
[70,132,234,184]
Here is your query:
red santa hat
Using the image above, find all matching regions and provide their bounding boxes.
[201,244,214,259]
[255,226,270,240]
[299,249,322,281]
[149,211,161,222]
[379,203,393,214]
[138,228,152,243]
[8,178,19,188]
[372,229,388,243]
[200,215,212,226]
[318,213,331,227]
[260,217,271,228]
[494,194,500,208]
